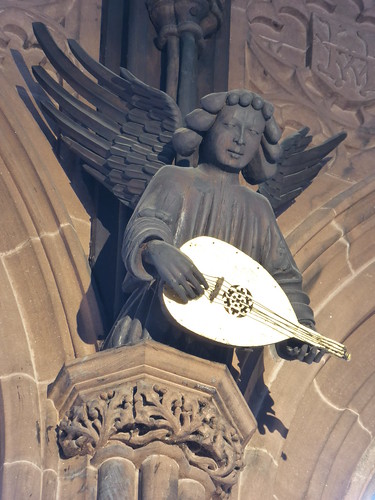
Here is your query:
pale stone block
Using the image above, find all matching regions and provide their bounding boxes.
[238,448,278,500]
[294,219,345,274]
[3,239,75,382]
[303,238,352,305]
[315,262,375,343]
[42,397,60,472]
[334,185,375,235]
[315,314,375,435]
[97,458,137,500]
[140,455,179,500]
[347,214,375,272]
[0,461,42,500]
[306,414,371,500]
[279,173,350,237]
[42,469,58,499]
[0,375,42,466]
[0,108,71,237]
[0,154,39,253]
[0,259,34,377]
[178,478,206,499]
[58,456,97,500]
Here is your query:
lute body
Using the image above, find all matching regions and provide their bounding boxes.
[162,237,350,360]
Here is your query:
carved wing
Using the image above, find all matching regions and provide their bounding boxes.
[258,127,347,216]
[32,22,182,209]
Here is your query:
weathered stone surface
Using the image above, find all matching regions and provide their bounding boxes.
[241,0,375,184]
[0,2,103,499]
[236,165,375,497]
[50,341,256,440]
[315,316,375,435]
[315,263,375,339]
[347,215,375,272]
[3,239,76,380]
[178,478,206,499]
[271,309,375,499]
[237,172,375,499]
[276,398,371,499]
[42,396,60,472]
[0,375,41,466]
[92,440,218,498]
[0,0,102,258]
[0,462,42,500]
[285,175,375,262]
[0,81,102,363]
[243,350,319,466]
[228,1,249,91]
[345,440,375,500]
[49,341,256,498]
[140,455,179,500]
[278,172,351,238]
[59,455,98,499]
[97,458,136,500]
[42,470,58,500]
[239,447,278,500]
[302,238,353,305]
[0,259,34,377]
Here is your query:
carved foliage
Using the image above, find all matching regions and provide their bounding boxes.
[58,380,243,493]
[310,12,375,102]
[244,0,375,173]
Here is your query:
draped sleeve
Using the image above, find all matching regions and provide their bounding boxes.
[122,166,184,282]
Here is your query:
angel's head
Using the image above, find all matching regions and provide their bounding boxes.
[173,90,282,183]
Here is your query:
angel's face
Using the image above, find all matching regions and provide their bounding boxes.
[202,104,265,171]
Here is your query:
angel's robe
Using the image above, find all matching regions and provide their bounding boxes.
[104,164,315,360]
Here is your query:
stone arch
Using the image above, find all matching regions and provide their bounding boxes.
[0,65,103,498]
[240,175,375,498]
[272,176,375,498]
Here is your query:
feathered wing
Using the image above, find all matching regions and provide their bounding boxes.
[31,22,182,209]
[258,127,347,216]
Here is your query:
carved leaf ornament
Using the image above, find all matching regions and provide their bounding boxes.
[58,381,243,493]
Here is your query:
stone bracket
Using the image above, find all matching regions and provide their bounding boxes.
[49,340,257,498]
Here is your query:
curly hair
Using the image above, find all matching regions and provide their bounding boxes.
[172,89,282,184]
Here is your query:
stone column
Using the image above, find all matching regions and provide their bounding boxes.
[49,340,257,498]
[146,0,223,114]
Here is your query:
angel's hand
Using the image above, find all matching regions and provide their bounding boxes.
[143,240,208,304]
[276,339,326,364]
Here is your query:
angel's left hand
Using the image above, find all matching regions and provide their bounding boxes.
[276,339,326,364]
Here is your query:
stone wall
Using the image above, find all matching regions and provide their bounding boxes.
[0,1,103,498]
[229,1,375,498]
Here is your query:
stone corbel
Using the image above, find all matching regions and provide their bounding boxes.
[49,340,256,498]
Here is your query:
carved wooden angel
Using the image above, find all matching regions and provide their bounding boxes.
[32,23,346,364]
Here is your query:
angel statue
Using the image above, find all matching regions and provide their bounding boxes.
[32,23,347,365]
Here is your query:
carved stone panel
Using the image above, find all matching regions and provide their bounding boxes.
[309,12,375,103]
[49,340,257,498]
[231,0,375,182]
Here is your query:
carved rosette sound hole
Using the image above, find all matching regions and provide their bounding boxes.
[223,285,253,317]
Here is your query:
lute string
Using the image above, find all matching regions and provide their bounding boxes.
[210,293,343,355]
[202,275,348,358]
[203,276,344,353]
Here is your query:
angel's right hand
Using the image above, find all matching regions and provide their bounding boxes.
[142,240,208,304]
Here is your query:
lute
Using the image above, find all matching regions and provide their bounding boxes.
[162,237,350,361]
